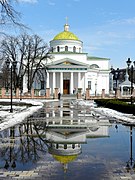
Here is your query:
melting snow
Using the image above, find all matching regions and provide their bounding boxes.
[0,98,134,132]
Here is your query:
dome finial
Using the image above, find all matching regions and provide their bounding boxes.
[64,17,69,31]
[66,16,68,24]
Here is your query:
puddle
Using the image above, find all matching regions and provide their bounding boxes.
[0,100,134,179]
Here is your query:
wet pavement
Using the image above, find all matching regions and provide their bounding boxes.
[0,99,135,179]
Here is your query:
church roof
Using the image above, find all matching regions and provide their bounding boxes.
[47,58,89,67]
[53,154,77,164]
[53,23,80,41]
[87,56,110,61]
[53,31,79,41]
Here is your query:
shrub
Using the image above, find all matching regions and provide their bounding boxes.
[94,99,135,115]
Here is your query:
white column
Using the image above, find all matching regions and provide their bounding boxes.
[53,72,56,93]
[70,72,73,94]
[46,113,49,118]
[52,110,55,117]
[84,73,86,93]
[71,119,73,124]
[23,75,27,93]
[46,71,49,88]
[121,86,123,96]
[60,72,63,94]
[60,120,63,124]
[60,110,63,117]
[70,110,73,118]
[78,72,81,88]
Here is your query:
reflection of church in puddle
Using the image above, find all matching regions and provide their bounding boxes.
[45,105,110,172]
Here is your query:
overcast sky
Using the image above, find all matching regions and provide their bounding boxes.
[9,0,135,68]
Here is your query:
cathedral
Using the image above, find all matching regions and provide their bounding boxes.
[32,22,110,96]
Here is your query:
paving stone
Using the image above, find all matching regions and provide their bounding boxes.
[19,171,30,177]
[12,177,24,179]
[4,171,16,176]
[31,173,39,177]
[120,177,132,179]
[26,171,35,176]
[0,175,7,178]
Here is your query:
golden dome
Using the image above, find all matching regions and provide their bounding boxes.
[53,154,77,164]
[53,23,79,41]
[53,31,79,41]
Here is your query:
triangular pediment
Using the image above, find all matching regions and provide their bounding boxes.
[46,130,87,143]
[47,58,89,67]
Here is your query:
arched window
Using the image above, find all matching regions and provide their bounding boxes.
[90,64,99,69]
[57,46,60,52]
[41,81,45,90]
[56,144,59,149]
[65,46,68,51]
[73,46,76,53]
[64,144,67,149]
[72,144,75,149]
[79,47,81,53]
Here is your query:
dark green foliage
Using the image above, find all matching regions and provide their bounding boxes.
[94,99,135,115]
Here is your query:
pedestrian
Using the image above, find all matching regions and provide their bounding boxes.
[58,92,61,100]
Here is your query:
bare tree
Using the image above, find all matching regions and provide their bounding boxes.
[0,33,52,93]
[0,0,19,24]
[0,0,27,31]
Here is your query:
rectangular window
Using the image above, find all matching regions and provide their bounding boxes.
[41,81,45,90]
[88,81,91,89]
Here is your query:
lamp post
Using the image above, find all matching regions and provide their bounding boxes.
[4,127,16,170]
[6,59,17,113]
[125,125,135,171]
[126,58,135,105]
[111,67,119,97]
[19,66,25,101]
[95,82,97,97]
[114,68,119,90]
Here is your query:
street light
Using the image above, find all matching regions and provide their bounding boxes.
[19,66,25,100]
[4,127,16,170]
[6,59,17,113]
[125,125,135,172]
[126,58,135,105]
[95,82,97,97]
[111,67,120,97]
[114,68,120,90]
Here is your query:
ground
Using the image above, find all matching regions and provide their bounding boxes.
[0,98,135,132]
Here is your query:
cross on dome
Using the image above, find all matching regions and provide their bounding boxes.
[65,16,68,24]
[64,17,69,31]
[53,19,80,41]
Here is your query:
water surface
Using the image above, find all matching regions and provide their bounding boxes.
[0,100,135,180]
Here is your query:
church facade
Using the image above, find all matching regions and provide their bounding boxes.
[34,23,110,96]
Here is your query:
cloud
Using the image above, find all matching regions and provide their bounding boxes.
[18,0,38,3]
[48,1,55,6]
[124,17,135,25]
[109,17,135,25]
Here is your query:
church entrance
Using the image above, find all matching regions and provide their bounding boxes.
[63,80,70,94]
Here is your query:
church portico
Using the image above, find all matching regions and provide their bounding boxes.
[48,70,87,95]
